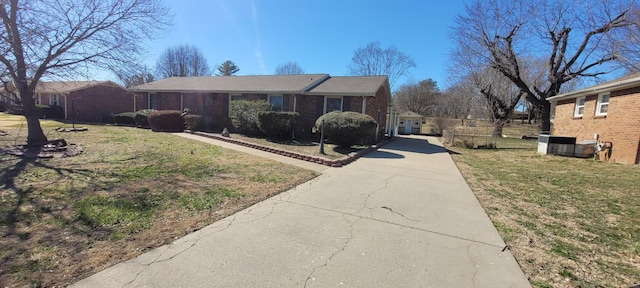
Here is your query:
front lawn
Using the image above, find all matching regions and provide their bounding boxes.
[0,118,317,287]
[449,139,640,287]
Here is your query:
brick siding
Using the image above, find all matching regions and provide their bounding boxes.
[367,86,389,137]
[133,83,391,140]
[553,88,640,164]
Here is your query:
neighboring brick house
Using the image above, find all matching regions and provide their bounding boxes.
[131,74,392,138]
[2,81,134,122]
[548,74,640,164]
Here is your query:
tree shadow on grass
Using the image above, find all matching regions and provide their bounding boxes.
[0,154,95,237]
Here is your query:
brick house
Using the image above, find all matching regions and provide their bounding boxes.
[548,74,640,164]
[131,74,392,138]
[2,81,134,122]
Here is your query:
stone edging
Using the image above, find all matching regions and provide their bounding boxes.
[186,130,396,168]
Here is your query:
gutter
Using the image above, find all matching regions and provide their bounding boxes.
[548,76,640,102]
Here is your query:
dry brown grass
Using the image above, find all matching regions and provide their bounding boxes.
[449,139,640,287]
[0,116,317,287]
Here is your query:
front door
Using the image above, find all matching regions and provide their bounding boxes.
[405,119,413,134]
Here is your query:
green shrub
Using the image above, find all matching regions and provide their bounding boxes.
[258,111,299,139]
[229,100,271,135]
[134,109,156,128]
[314,111,377,147]
[113,112,136,125]
[148,110,184,132]
[183,114,204,131]
[36,104,64,119]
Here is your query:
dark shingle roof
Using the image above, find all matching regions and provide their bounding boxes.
[306,76,389,96]
[132,74,390,97]
[132,74,330,93]
[1,80,119,94]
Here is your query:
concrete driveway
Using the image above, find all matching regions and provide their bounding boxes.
[72,135,530,287]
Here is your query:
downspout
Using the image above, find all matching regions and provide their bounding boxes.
[180,93,184,111]
[293,94,297,112]
[362,96,366,114]
[64,94,68,119]
[147,92,150,109]
[133,92,136,112]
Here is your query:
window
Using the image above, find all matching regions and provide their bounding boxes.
[596,93,609,116]
[574,97,585,117]
[149,93,159,109]
[324,96,343,113]
[228,94,246,117]
[268,95,283,111]
[49,94,60,106]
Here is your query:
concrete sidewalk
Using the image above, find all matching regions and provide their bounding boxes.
[72,135,530,287]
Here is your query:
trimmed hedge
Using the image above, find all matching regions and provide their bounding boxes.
[148,110,184,132]
[314,111,377,147]
[184,114,204,131]
[113,112,136,125]
[36,104,64,119]
[229,100,271,135]
[134,109,156,128]
[258,111,299,139]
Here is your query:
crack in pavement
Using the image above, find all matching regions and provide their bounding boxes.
[357,175,395,218]
[121,214,239,288]
[278,175,323,203]
[303,214,359,288]
[467,243,479,287]
[380,206,420,223]
[281,200,504,250]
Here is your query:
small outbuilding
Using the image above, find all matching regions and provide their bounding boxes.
[397,111,423,134]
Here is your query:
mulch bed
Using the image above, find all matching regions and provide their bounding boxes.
[2,140,83,158]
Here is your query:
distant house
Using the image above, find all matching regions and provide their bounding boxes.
[397,111,423,134]
[1,81,134,123]
[548,74,640,164]
[131,74,392,138]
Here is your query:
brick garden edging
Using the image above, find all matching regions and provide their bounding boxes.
[186,130,396,168]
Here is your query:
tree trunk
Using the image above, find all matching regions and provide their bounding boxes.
[539,99,551,134]
[493,121,505,137]
[19,87,48,146]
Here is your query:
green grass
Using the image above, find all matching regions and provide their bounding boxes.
[449,139,640,287]
[0,112,65,130]
[0,114,318,287]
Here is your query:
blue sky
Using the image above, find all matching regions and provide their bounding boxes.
[127,0,467,91]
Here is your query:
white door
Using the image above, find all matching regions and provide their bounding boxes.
[404,119,413,134]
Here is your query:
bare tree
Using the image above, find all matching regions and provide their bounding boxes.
[393,79,440,116]
[473,68,524,137]
[347,41,416,88]
[0,0,170,146]
[438,80,487,119]
[114,64,155,89]
[274,61,305,75]
[216,60,240,76]
[613,8,640,73]
[451,0,639,134]
[155,45,211,78]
